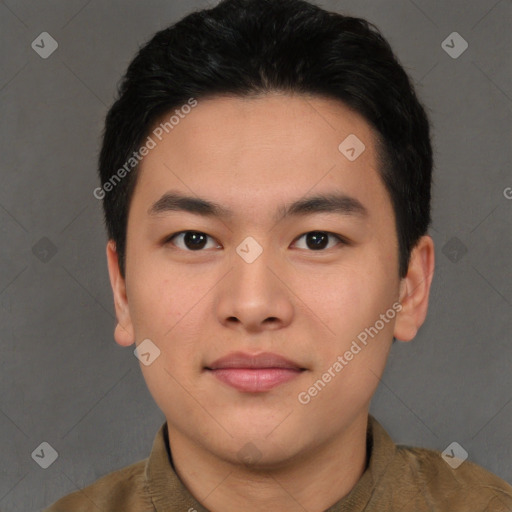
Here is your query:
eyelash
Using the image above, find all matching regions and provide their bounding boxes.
[163,230,349,252]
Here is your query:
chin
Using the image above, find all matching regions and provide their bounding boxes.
[224,440,303,471]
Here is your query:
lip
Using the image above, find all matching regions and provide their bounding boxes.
[205,351,306,393]
[206,351,305,370]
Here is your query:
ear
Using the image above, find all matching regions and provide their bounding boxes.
[394,235,435,342]
[106,240,135,347]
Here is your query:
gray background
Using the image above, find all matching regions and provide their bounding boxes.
[0,0,510,510]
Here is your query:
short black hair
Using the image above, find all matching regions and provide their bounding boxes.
[98,0,433,281]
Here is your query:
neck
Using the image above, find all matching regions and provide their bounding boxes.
[167,411,369,512]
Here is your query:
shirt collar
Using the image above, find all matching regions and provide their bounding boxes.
[325,414,397,511]
[144,414,397,512]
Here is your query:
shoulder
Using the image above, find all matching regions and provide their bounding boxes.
[393,444,512,509]
[43,458,153,512]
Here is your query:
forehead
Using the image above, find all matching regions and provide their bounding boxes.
[132,93,391,224]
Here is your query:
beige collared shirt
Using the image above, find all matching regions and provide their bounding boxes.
[44,414,512,511]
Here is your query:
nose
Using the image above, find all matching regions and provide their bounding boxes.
[215,243,294,333]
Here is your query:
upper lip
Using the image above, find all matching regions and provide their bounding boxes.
[206,351,305,370]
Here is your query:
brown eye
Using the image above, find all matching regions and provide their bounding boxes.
[293,231,346,251]
[165,231,219,251]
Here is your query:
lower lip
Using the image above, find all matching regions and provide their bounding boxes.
[208,368,303,392]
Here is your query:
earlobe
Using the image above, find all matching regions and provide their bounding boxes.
[114,321,135,347]
[393,235,435,342]
[106,240,135,347]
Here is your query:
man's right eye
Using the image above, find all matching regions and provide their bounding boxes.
[163,231,221,251]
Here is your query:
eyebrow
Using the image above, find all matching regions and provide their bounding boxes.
[147,190,368,222]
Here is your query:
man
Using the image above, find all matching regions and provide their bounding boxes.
[45,0,512,510]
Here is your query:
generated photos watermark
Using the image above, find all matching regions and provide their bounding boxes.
[93,98,198,200]
[297,301,403,405]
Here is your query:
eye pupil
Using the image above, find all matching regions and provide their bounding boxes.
[306,231,328,250]
[184,231,207,250]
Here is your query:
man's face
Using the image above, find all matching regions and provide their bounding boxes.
[114,94,403,464]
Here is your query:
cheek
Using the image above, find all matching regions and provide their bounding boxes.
[127,262,181,340]
[294,265,366,334]
[300,260,396,354]
[129,265,210,365]
[296,275,395,425]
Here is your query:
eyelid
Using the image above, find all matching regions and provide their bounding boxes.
[163,230,349,251]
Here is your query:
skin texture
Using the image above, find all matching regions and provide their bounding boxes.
[106,93,435,512]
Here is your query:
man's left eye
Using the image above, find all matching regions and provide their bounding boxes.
[292,231,347,251]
